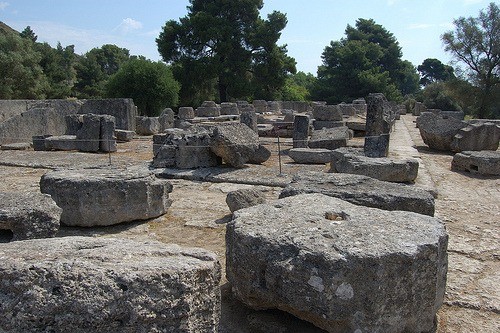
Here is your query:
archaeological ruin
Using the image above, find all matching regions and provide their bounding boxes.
[0,96,498,332]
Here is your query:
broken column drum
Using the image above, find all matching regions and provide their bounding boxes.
[292,115,310,148]
[364,93,391,157]
[40,166,172,227]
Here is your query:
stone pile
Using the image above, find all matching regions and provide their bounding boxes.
[226,193,448,333]
[0,237,221,333]
[40,166,173,227]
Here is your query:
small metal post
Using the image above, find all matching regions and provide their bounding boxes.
[277,134,283,176]
[108,139,112,166]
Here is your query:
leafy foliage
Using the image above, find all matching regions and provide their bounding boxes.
[417,58,455,86]
[419,82,462,111]
[313,19,419,104]
[106,58,180,116]
[156,0,296,104]
[442,2,499,118]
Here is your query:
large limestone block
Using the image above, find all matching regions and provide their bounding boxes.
[159,108,175,131]
[99,115,117,152]
[451,150,500,175]
[226,188,266,212]
[0,237,221,333]
[451,122,500,152]
[308,127,351,150]
[226,194,448,333]
[178,107,195,120]
[417,112,467,151]
[40,166,172,227]
[331,149,419,182]
[312,105,343,121]
[44,135,78,151]
[280,171,435,216]
[196,101,220,117]
[0,192,61,241]
[210,123,262,167]
[76,113,101,152]
[288,148,332,164]
[136,116,160,135]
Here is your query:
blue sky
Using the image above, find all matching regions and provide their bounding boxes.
[1,0,492,74]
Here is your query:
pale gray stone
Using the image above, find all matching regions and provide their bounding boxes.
[330,150,419,182]
[196,101,220,117]
[211,123,261,167]
[76,113,101,152]
[312,105,343,121]
[99,115,117,153]
[40,166,172,227]
[0,191,61,241]
[0,142,32,150]
[280,171,435,216]
[417,112,467,151]
[135,116,160,135]
[308,127,350,150]
[115,129,135,142]
[248,145,271,165]
[312,120,345,130]
[293,115,310,148]
[0,237,221,333]
[220,102,239,115]
[226,188,266,212]
[227,193,447,333]
[178,107,195,120]
[240,110,258,133]
[159,108,175,131]
[451,122,500,152]
[288,148,332,164]
[451,150,500,176]
[45,135,78,151]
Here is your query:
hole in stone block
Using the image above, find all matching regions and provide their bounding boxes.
[470,164,479,171]
[0,229,14,243]
[324,211,348,221]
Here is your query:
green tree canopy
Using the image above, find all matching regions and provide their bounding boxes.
[417,58,455,86]
[442,2,499,118]
[73,44,130,98]
[156,0,295,104]
[313,18,419,104]
[0,33,48,99]
[37,42,77,98]
[106,58,180,116]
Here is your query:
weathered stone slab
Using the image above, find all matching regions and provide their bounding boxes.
[240,110,258,133]
[226,188,266,212]
[417,112,467,151]
[211,123,261,168]
[0,142,31,150]
[364,133,390,157]
[330,150,419,182]
[312,105,343,121]
[0,191,61,241]
[115,129,135,142]
[178,107,195,120]
[32,135,52,151]
[76,113,101,152]
[40,166,172,227]
[288,148,332,164]
[280,171,434,216]
[196,101,220,117]
[99,115,117,153]
[308,127,350,150]
[153,128,221,169]
[248,144,272,165]
[44,135,78,151]
[451,150,500,175]
[0,237,221,333]
[312,120,345,130]
[451,122,500,152]
[226,193,448,333]
[293,115,310,148]
[135,116,160,135]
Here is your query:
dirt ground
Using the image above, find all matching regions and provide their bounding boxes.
[0,114,498,332]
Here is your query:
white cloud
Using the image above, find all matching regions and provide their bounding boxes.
[115,18,143,33]
[0,2,9,10]
[407,23,434,30]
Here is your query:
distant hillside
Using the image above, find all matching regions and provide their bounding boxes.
[0,21,19,36]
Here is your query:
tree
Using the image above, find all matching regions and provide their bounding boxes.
[0,33,48,99]
[106,58,180,116]
[442,2,499,118]
[37,42,77,98]
[314,19,419,104]
[156,0,295,104]
[19,26,37,42]
[73,44,130,98]
[281,71,316,101]
[419,82,462,111]
[418,58,455,86]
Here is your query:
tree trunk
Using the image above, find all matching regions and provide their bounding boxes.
[218,77,228,103]
[478,80,492,119]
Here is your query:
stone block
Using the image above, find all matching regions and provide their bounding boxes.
[136,116,160,135]
[288,148,332,164]
[417,112,467,151]
[226,188,266,212]
[40,166,173,227]
[0,192,61,241]
[0,237,221,333]
[44,135,78,151]
[1,142,31,150]
[159,108,175,131]
[330,150,419,183]
[226,193,447,333]
[293,115,310,148]
[312,120,345,130]
[451,150,500,175]
[240,110,258,133]
[211,123,261,167]
[196,101,220,117]
[115,129,135,142]
[280,171,435,216]
[364,133,390,157]
[308,127,350,150]
[220,102,239,115]
[451,122,500,152]
[178,107,195,120]
[248,145,272,165]
[99,115,117,153]
[79,98,137,131]
[338,104,356,116]
[76,113,101,152]
[312,105,343,121]
[253,100,268,113]
[32,135,52,151]
[64,114,82,135]
[365,93,390,136]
